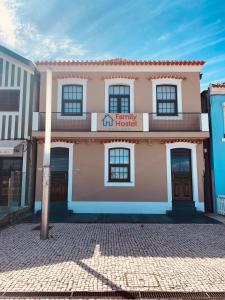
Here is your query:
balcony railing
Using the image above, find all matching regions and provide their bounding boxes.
[36,112,91,132]
[149,113,202,131]
[32,112,209,132]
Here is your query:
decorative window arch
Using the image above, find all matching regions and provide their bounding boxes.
[104,142,135,187]
[104,78,135,113]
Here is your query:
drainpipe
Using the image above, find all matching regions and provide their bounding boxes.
[40,69,52,240]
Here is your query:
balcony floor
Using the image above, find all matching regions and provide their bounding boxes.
[32,130,209,140]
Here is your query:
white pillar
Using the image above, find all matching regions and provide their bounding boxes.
[91,113,97,131]
[200,113,209,132]
[40,69,52,240]
[143,113,149,132]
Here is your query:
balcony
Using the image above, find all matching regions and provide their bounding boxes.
[32,112,209,133]
[33,112,91,132]
[149,113,204,132]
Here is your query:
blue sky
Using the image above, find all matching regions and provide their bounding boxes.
[0,0,225,89]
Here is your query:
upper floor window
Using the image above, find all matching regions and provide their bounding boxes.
[156,85,177,116]
[152,78,183,120]
[109,148,130,182]
[0,90,20,111]
[104,79,135,113]
[62,84,83,116]
[109,85,130,113]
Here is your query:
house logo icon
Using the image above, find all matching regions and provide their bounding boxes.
[102,114,114,126]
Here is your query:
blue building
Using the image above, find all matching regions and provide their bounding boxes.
[202,84,225,213]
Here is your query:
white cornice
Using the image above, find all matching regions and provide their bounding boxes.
[37,64,203,73]
[210,86,225,95]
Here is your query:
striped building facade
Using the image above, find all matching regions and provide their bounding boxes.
[0,45,37,212]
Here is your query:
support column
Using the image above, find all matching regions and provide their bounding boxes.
[40,69,52,240]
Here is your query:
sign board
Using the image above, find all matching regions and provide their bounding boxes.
[97,113,143,131]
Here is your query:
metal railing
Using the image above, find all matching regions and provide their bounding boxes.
[217,195,225,215]
[34,112,205,132]
[39,112,91,132]
[149,113,201,131]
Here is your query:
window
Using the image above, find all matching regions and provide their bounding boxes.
[156,85,177,116]
[0,90,20,111]
[104,142,135,187]
[109,148,130,182]
[109,85,130,113]
[62,84,83,116]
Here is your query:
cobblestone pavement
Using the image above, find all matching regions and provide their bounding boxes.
[0,223,225,293]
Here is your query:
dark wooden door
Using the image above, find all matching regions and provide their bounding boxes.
[0,159,22,207]
[50,171,68,202]
[0,173,10,206]
[50,148,69,203]
[171,149,193,201]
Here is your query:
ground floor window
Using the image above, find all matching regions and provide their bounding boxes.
[109,148,130,182]
[0,157,22,207]
[104,142,135,187]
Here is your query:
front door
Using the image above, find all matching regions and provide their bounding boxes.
[50,148,69,203]
[0,158,22,207]
[171,149,193,201]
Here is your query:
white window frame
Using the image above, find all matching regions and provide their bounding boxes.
[104,78,135,113]
[104,142,135,187]
[152,78,183,120]
[57,78,87,120]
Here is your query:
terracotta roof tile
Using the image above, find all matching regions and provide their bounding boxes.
[36,58,205,66]
[101,75,138,80]
[52,74,91,80]
[147,75,187,80]
[211,83,225,88]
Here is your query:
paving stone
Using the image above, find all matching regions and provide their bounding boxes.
[0,223,224,292]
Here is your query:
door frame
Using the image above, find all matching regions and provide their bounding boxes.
[51,142,73,208]
[171,148,193,201]
[166,142,201,209]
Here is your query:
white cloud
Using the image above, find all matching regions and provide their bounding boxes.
[0,0,18,47]
[158,33,170,42]
[0,0,87,60]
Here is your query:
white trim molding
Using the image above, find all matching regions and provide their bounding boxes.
[91,113,97,131]
[143,113,149,131]
[151,78,183,120]
[223,102,225,136]
[104,78,135,113]
[57,78,87,120]
[51,142,74,208]
[166,142,200,207]
[104,142,135,187]
[200,113,209,131]
[69,201,171,214]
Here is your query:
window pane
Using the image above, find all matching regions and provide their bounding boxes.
[121,97,129,113]
[109,148,129,165]
[156,85,177,101]
[0,90,20,111]
[63,85,83,101]
[63,101,82,114]
[109,86,114,95]
[114,86,119,94]
[125,86,130,95]
[109,97,118,113]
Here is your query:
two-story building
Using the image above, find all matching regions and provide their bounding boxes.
[33,58,209,216]
[0,45,37,216]
[202,84,225,215]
